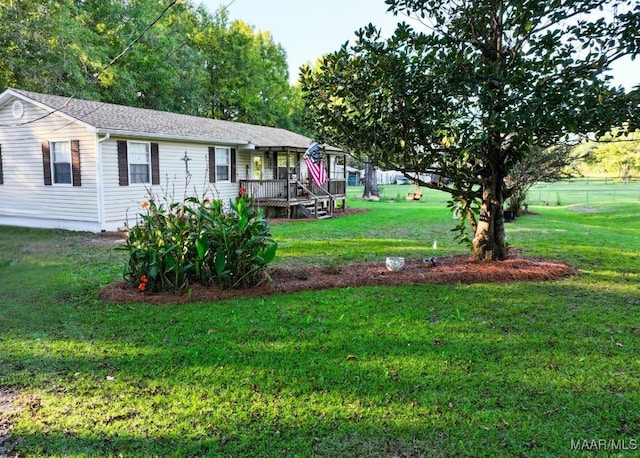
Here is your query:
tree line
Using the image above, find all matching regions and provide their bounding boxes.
[0,0,308,133]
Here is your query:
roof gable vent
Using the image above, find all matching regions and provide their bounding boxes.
[12,100,24,119]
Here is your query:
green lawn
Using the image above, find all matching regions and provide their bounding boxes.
[1,196,639,457]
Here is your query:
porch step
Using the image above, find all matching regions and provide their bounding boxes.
[297,203,333,219]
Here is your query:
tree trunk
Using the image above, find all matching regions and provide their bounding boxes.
[362,156,379,198]
[471,174,508,261]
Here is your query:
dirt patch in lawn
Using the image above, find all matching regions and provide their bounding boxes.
[99,252,579,305]
[0,390,18,458]
[568,205,611,213]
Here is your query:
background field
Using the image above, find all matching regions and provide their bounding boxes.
[1,182,639,457]
[347,177,640,207]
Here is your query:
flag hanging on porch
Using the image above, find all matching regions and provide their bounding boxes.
[304,142,327,186]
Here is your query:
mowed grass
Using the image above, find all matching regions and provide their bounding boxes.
[1,193,639,457]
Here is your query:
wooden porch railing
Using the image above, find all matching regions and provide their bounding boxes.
[311,179,346,196]
[240,179,288,199]
[240,179,346,200]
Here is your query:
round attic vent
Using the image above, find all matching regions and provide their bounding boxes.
[12,100,24,119]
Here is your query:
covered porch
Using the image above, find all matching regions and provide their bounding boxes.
[240,146,347,219]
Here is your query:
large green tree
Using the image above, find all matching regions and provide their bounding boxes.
[0,0,96,97]
[301,0,639,260]
[0,0,307,131]
[82,0,208,114]
[0,0,207,112]
[195,8,298,128]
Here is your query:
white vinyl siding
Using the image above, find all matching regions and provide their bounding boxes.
[0,99,99,228]
[101,140,245,229]
[0,95,260,232]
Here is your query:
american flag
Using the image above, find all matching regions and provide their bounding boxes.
[304,142,327,186]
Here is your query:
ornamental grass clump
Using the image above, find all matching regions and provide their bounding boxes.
[121,195,277,293]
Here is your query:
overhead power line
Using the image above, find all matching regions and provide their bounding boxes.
[0,0,179,129]
[93,0,178,85]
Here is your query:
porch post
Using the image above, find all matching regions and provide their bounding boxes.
[343,154,347,180]
[342,153,347,212]
[286,148,291,218]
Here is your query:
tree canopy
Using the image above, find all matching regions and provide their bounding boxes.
[577,129,640,180]
[301,0,639,260]
[195,9,295,127]
[0,0,306,131]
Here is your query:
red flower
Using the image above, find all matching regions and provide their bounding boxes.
[138,275,148,291]
[239,187,247,197]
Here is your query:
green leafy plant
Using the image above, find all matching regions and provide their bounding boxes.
[120,199,193,292]
[120,194,277,292]
[200,196,278,289]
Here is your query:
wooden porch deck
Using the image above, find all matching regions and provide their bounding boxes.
[240,179,347,219]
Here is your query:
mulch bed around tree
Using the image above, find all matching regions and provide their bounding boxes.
[98,207,578,305]
[98,254,579,305]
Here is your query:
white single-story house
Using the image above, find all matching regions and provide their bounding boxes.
[0,88,347,232]
[360,169,404,185]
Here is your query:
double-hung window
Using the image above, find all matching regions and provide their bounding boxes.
[215,147,230,181]
[51,141,72,184]
[128,142,150,184]
[277,154,297,179]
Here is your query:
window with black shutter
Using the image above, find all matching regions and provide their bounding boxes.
[42,140,80,186]
[117,141,159,185]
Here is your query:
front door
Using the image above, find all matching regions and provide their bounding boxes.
[251,153,264,180]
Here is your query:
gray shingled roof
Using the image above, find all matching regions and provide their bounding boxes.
[11,88,336,151]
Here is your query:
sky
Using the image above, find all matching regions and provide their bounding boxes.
[200,0,638,90]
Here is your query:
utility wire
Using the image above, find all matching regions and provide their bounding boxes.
[1,0,239,135]
[0,0,178,129]
[220,0,237,14]
[93,0,178,86]
[0,0,240,144]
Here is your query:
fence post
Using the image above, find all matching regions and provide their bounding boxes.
[585,177,589,203]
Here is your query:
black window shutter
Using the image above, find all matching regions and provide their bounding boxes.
[0,144,3,185]
[71,139,81,186]
[230,148,237,183]
[151,142,160,185]
[208,147,216,183]
[42,141,52,186]
[117,141,128,186]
